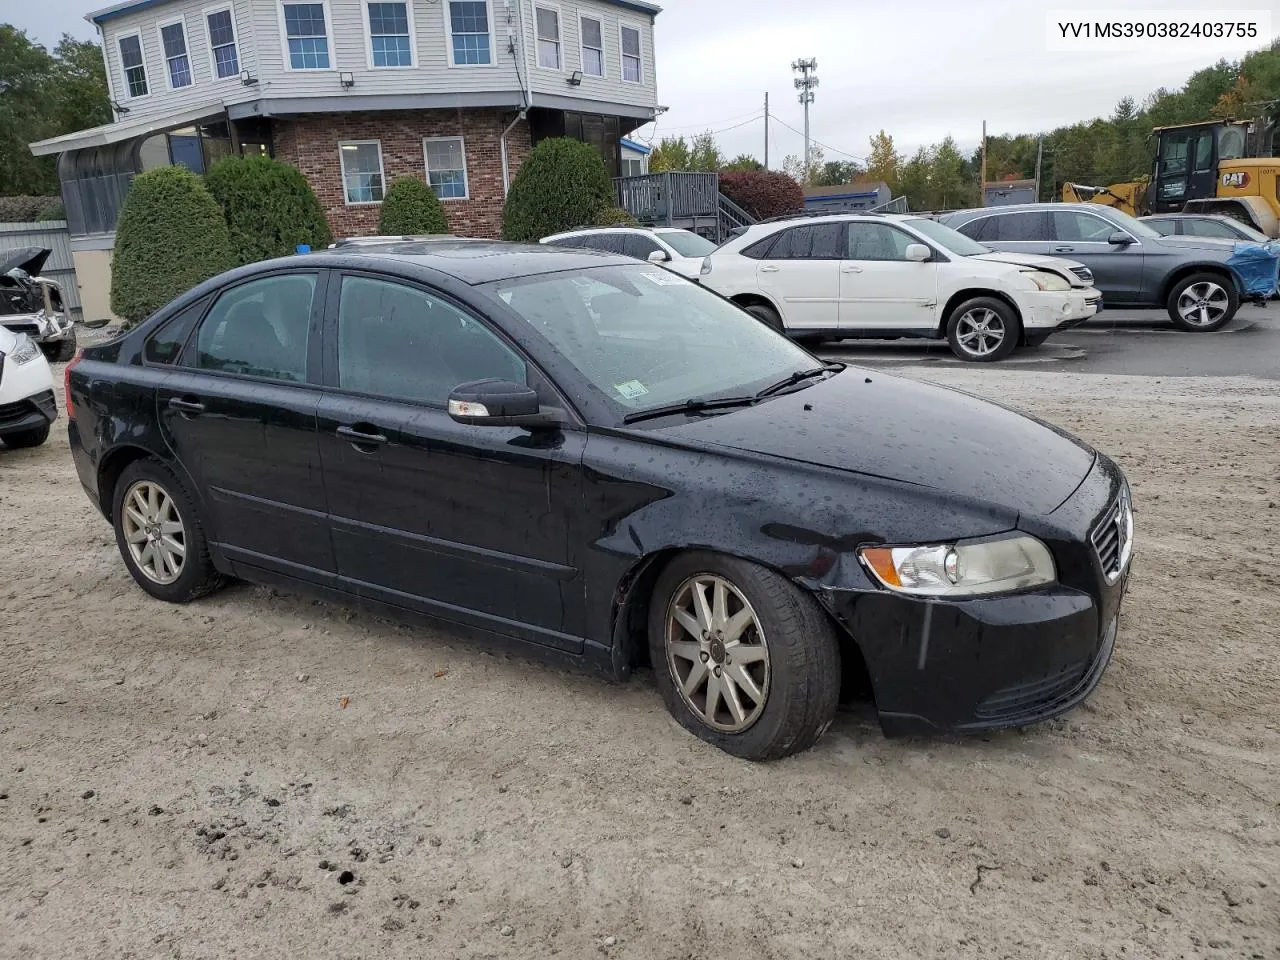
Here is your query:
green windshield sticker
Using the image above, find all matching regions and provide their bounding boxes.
[614,380,650,400]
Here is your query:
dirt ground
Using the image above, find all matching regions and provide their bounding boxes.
[1,363,1278,960]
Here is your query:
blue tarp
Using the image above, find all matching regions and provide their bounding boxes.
[1227,242,1280,297]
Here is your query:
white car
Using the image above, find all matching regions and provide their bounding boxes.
[0,325,57,448]
[700,213,1101,361]
[541,227,719,280]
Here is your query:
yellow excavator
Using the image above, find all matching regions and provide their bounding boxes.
[1064,119,1280,237]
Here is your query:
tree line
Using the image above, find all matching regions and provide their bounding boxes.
[646,39,1280,212]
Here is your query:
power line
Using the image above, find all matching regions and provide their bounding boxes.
[769,115,868,165]
[635,113,765,148]
[634,108,768,135]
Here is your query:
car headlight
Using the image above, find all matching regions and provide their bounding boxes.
[7,334,41,365]
[859,534,1057,598]
[1023,270,1072,292]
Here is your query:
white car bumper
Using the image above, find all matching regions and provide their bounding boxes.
[1,309,75,343]
[0,340,58,436]
[1020,289,1102,330]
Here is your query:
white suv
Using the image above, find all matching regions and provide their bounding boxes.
[700,213,1101,361]
[542,227,719,280]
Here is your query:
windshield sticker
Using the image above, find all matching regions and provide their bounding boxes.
[614,380,650,400]
[641,271,683,286]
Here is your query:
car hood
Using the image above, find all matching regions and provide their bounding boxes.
[973,251,1090,284]
[659,368,1097,517]
[0,247,52,279]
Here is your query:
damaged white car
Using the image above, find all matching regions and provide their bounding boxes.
[0,323,57,449]
[1,247,78,363]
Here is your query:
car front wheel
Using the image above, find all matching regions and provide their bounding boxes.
[113,458,224,603]
[1,424,51,448]
[745,303,784,333]
[647,552,841,761]
[945,297,1020,362]
[1167,273,1237,331]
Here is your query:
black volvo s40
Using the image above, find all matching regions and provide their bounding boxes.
[66,242,1132,760]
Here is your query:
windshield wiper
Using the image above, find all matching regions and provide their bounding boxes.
[623,396,758,425]
[754,364,841,400]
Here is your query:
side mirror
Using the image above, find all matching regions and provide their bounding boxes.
[447,378,559,429]
[647,249,672,263]
[905,243,932,262]
[1108,231,1135,246]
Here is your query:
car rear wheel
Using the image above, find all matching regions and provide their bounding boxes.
[1,424,50,448]
[647,552,841,761]
[1166,273,1237,332]
[946,297,1020,362]
[113,458,224,603]
[745,303,784,333]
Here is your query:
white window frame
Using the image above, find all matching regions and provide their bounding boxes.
[156,16,195,91]
[278,0,335,72]
[578,14,605,79]
[423,136,470,202]
[116,30,151,100]
[363,0,417,70]
[533,3,563,72]
[618,20,643,84]
[442,0,496,69]
[338,140,387,206]
[202,4,241,83]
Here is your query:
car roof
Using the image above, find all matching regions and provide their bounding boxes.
[943,203,1107,221]
[250,241,636,285]
[1140,213,1237,221]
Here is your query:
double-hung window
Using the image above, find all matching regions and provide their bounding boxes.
[282,2,331,70]
[118,34,149,98]
[367,2,413,67]
[448,1,492,66]
[159,20,193,89]
[580,16,604,77]
[535,5,561,70]
[424,138,468,200]
[620,24,642,83]
[340,141,386,204]
[205,8,240,80]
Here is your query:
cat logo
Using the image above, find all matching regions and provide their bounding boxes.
[1221,171,1250,189]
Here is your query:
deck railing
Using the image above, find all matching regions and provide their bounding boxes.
[614,172,721,224]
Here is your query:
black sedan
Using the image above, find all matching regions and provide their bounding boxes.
[66,242,1133,761]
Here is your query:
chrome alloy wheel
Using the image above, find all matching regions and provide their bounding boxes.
[665,575,770,733]
[121,480,186,585]
[1176,281,1230,328]
[955,307,1007,357]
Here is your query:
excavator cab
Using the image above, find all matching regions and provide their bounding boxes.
[1150,121,1249,213]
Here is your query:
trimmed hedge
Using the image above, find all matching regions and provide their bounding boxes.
[0,195,60,223]
[36,200,65,222]
[502,138,614,242]
[110,166,235,326]
[719,170,805,221]
[204,154,331,264]
[378,176,449,235]
[593,206,639,226]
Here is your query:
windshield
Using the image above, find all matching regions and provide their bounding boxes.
[903,217,990,256]
[658,230,718,258]
[484,265,819,419]
[1098,207,1162,239]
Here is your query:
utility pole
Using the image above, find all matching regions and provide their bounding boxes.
[979,119,988,207]
[1034,135,1044,202]
[764,92,770,170]
[792,58,818,180]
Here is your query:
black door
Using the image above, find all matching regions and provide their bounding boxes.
[158,270,334,581]
[315,271,586,651]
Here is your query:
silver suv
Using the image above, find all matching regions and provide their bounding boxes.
[940,203,1250,331]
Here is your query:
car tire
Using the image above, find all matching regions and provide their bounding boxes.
[745,303,785,334]
[945,296,1021,362]
[1166,272,1238,332]
[647,551,841,761]
[41,329,77,363]
[113,458,225,603]
[1,424,51,448]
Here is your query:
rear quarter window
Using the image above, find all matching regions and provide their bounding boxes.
[144,298,207,365]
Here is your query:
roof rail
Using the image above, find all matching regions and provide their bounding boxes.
[753,209,892,226]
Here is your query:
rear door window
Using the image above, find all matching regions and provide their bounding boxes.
[766,223,844,260]
[194,274,316,381]
[992,211,1049,241]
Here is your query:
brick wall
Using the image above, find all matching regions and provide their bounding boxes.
[272,109,532,240]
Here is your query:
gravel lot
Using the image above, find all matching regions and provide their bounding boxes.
[2,364,1278,959]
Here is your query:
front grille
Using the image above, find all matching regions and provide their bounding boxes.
[1069,265,1094,284]
[1091,493,1131,583]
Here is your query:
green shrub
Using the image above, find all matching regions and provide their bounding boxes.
[36,200,65,222]
[0,196,60,222]
[502,138,614,242]
[110,166,234,325]
[593,206,639,226]
[204,154,331,264]
[378,176,449,235]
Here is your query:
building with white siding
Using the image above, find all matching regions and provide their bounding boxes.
[30,0,661,320]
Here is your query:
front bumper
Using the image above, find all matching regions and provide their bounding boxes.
[1021,289,1101,331]
[1,310,74,343]
[0,388,57,435]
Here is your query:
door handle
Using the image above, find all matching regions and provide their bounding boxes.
[336,424,389,449]
[760,265,780,273]
[841,265,863,273]
[168,397,206,416]
[1051,246,1075,253]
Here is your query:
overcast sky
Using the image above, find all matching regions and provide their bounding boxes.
[11,0,1277,162]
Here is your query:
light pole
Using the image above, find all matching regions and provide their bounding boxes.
[792,58,818,181]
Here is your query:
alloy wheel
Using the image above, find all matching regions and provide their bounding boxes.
[121,480,187,585]
[1177,281,1230,327]
[665,574,771,733]
[955,308,1006,357]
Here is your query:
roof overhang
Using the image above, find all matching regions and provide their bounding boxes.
[88,0,660,25]
[29,102,227,156]
[227,91,657,124]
